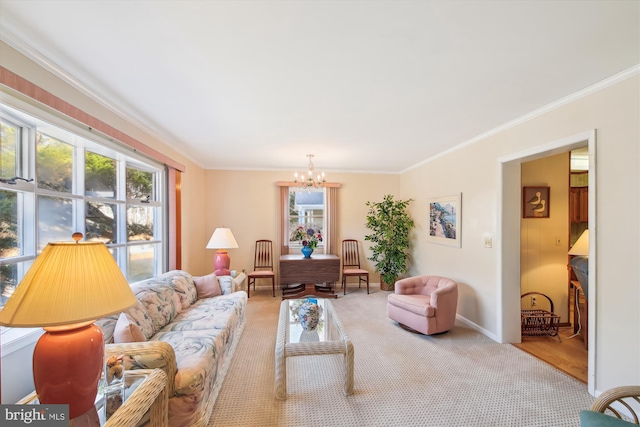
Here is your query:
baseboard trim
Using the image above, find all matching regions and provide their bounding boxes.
[456,313,500,343]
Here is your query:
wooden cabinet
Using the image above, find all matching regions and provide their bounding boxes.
[569,187,588,223]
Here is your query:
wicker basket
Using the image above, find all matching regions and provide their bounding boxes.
[521,292,560,340]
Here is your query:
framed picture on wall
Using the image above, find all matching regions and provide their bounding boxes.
[427,194,461,247]
[522,186,550,218]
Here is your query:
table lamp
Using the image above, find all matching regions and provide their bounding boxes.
[0,233,136,418]
[569,229,589,301]
[568,229,589,256]
[206,227,239,276]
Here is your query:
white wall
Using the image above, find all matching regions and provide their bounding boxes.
[201,170,400,277]
[400,73,640,393]
[0,333,38,403]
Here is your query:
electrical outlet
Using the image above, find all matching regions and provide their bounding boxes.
[531,296,537,306]
[484,237,492,248]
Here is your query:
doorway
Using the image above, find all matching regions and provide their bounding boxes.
[515,148,589,382]
[498,130,596,395]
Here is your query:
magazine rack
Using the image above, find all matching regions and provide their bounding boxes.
[521,292,560,340]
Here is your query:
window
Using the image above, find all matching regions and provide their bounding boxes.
[0,103,165,312]
[288,188,325,248]
[0,119,20,178]
[36,133,73,193]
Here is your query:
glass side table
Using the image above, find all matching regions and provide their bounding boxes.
[17,368,168,427]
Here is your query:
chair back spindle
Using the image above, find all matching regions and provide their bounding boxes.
[343,240,361,268]
[255,240,273,270]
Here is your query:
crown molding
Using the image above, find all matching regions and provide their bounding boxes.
[1,30,200,168]
[402,64,639,173]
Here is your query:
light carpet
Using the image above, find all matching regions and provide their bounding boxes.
[208,285,594,427]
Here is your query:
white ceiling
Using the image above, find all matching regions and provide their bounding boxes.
[1,1,638,173]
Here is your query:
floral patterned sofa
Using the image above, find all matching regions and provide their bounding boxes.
[97,270,247,427]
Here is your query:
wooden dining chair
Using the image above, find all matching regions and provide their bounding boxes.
[341,239,369,295]
[247,240,276,297]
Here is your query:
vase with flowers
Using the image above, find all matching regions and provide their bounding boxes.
[291,226,322,258]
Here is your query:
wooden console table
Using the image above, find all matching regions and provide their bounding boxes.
[279,254,340,299]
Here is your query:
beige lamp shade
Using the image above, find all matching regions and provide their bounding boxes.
[0,239,136,327]
[206,227,239,249]
[206,227,238,276]
[568,229,589,256]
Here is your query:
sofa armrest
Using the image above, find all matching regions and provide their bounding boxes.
[394,277,426,295]
[233,272,247,292]
[106,341,177,397]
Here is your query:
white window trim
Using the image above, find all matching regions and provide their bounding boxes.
[0,95,166,346]
[0,327,43,356]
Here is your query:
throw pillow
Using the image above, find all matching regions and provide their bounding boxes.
[217,275,235,295]
[114,313,146,343]
[194,273,222,298]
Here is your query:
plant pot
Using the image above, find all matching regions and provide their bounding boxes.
[380,276,395,291]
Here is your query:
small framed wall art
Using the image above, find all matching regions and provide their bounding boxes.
[427,194,461,248]
[522,186,550,218]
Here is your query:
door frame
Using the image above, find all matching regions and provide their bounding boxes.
[497,129,596,394]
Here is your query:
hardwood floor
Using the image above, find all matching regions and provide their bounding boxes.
[514,283,588,383]
[513,325,588,383]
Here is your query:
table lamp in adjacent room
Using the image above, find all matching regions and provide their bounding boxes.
[0,233,136,418]
[568,229,589,257]
[568,229,589,300]
[206,227,239,276]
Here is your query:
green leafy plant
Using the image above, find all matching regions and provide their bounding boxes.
[365,195,414,290]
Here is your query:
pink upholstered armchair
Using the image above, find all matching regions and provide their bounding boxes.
[387,275,458,335]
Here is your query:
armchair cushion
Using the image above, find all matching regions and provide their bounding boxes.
[386,294,435,317]
[580,410,636,426]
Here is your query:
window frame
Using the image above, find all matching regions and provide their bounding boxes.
[0,97,166,345]
[286,187,326,251]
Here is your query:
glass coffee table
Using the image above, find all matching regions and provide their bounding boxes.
[275,298,354,399]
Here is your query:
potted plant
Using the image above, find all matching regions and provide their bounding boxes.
[365,195,414,291]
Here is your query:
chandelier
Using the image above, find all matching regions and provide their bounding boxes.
[294,154,326,190]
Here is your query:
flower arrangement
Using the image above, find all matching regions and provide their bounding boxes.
[291,226,322,249]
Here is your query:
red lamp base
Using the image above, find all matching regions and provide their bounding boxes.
[33,321,104,419]
[214,249,231,276]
